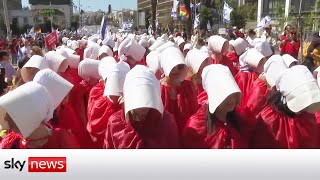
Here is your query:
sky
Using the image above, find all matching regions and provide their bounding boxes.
[21,0,137,11]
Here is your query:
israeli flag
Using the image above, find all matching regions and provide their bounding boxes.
[100,15,109,40]
[28,27,36,38]
[171,0,179,18]
[194,14,200,29]
[223,1,233,23]
[207,21,211,31]
[256,16,272,29]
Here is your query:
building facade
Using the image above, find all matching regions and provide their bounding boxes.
[137,0,173,29]
[29,0,73,29]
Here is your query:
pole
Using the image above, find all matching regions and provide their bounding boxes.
[194,0,196,29]
[79,0,82,28]
[3,0,11,40]
[50,1,53,32]
[298,0,303,61]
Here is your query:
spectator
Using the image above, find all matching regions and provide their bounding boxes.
[30,46,44,57]
[246,29,257,46]
[234,27,245,38]
[261,25,278,52]
[0,51,16,85]
[280,28,300,59]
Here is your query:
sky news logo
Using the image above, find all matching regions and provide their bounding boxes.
[3,157,67,172]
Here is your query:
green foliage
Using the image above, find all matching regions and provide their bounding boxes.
[230,7,247,28]
[304,0,320,31]
[274,4,286,30]
[199,6,214,30]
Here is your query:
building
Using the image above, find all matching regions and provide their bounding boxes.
[137,0,173,29]
[29,0,73,29]
[8,10,35,30]
[0,0,23,35]
[0,0,22,10]
[257,0,317,22]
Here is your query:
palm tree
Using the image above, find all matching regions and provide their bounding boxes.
[151,0,157,33]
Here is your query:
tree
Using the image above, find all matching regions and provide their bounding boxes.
[151,0,157,33]
[304,0,320,31]
[199,7,214,30]
[230,7,247,28]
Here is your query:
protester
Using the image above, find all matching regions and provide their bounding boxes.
[183,64,247,148]
[159,47,198,135]
[280,28,300,59]
[30,46,44,57]
[252,65,320,148]
[246,29,256,46]
[208,35,238,76]
[185,48,211,97]
[104,65,180,148]
[0,82,79,149]
[0,51,16,85]
[261,25,278,53]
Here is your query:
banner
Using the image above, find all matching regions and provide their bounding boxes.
[45,31,58,50]
[194,14,200,29]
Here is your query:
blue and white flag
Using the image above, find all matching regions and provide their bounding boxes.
[100,15,109,40]
[207,21,211,31]
[256,16,272,29]
[28,27,36,38]
[171,0,179,18]
[223,1,233,23]
[194,14,200,29]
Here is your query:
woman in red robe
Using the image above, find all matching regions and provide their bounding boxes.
[87,59,129,148]
[76,59,102,126]
[235,48,267,110]
[185,48,211,97]
[183,64,248,149]
[0,82,79,149]
[159,47,199,134]
[207,35,238,76]
[33,68,93,148]
[252,65,320,148]
[118,38,146,69]
[104,65,180,149]
[227,38,250,69]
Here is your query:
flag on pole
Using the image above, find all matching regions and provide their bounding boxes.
[194,14,200,29]
[207,21,211,31]
[180,5,189,18]
[156,13,159,29]
[100,14,108,40]
[223,1,233,23]
[28,27,36,38]
[171,0,179,18]
[256,16,272,29]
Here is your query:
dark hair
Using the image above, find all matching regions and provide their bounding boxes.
[266,90,296,118]
[18,56,30,69]
[0,51,9,59]
[248,29,256,35]
[205,106,239,135]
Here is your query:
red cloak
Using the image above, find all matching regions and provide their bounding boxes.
[211,54,239,76]
[104,109,180,149]
[234,71,259,109]
[183,104,248,149]
[87,82,122,148]
[160,80,199,134]
[0,129,80,149]
[252,106,319,148]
